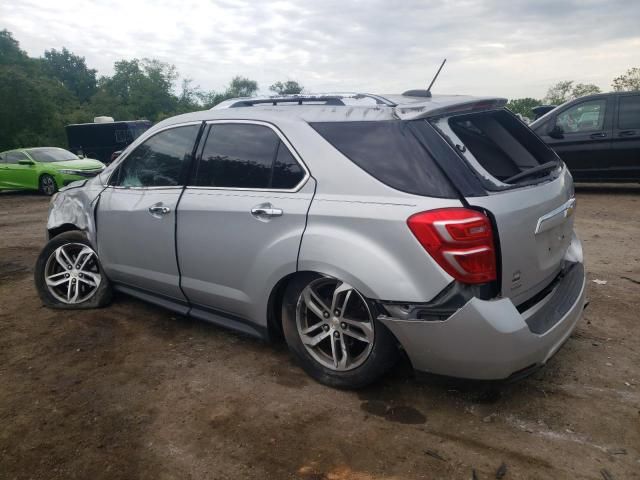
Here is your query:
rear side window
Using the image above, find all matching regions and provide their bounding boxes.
[310,121,457,198]
[436,110,559,186]
[618,95,640,129]
[194,123,305,190]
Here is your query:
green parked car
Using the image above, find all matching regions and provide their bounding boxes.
[0,147,105,195]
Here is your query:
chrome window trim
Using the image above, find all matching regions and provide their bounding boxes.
[104,121,204,188]
[186,119,310,194]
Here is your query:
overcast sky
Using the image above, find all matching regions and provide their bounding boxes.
[2,0,639,99]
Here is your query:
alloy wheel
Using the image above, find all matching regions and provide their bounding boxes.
[41,176,56,195]
[296,278,375,371]
[44,243,102,304]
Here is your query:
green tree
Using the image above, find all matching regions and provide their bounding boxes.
[42,47,97,102]
[571,83,601,98]
[226,76,258,97]
[612,67,640,92]
[0,29,265,151]
[544,81,574,104]
[98,58,179,121]
[544,80,601,104]
[0,65,76,149]
[506,98,541,120]
[269,80,304,95]
[0,29,29,66]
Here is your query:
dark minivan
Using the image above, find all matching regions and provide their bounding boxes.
[530,92,640,182]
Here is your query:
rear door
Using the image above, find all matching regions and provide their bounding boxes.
[96,123,201,306]
[539,97,613,181]
[430,110,576,305]
[611,92,640,180]
[177,121,313,330]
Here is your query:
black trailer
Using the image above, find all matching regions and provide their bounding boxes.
[65,120,152,164]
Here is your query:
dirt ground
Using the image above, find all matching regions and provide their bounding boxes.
[1,186,639,480]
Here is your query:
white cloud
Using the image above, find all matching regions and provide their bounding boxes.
[1,0,639,99]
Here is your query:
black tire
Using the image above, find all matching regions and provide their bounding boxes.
[39,174,58,196]
[34,231,112,309]
[281,273,398,389]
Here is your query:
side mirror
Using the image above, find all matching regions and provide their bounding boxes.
[548,125,564,139]
[18,159,35,166]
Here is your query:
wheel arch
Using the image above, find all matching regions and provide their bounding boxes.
[48,223,81,240]
[38,171,59,188]
[266,271,319,342]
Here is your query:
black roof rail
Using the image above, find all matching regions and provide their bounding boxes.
[229,96,347,107]
[218,93,397,108]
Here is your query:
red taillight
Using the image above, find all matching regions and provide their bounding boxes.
[407,208,497,284]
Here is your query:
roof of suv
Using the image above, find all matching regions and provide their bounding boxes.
[151,92,507,132]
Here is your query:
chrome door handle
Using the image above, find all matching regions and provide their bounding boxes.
[251,206,283,217]
[148,205,171,216]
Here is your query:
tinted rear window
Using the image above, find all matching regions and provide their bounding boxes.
[310,121,457,198]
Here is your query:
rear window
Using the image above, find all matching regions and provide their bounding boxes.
[310,121,457,198]
[432,110,560,187]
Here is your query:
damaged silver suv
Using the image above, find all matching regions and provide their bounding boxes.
[35,92,586,388]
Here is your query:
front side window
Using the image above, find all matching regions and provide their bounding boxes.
[272,142,305,189]
[194,123,304,189]
[555,99,606,133]
[5,151,29,164]
[111,125,199,187]
[618,95,640,130]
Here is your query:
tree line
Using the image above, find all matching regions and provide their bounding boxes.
[0,29,303,151]
[507,69,640,120]
[1,28,639,151]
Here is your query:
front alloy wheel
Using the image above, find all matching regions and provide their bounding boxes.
[39,174,57,196]
[34,231,112,309]
[44,243,102,304]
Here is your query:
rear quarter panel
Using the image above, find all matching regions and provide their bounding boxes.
[287,119,464,302]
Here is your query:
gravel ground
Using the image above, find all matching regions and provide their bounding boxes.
[1,185,639,480]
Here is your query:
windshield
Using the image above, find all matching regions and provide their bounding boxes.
[26,148,78,163]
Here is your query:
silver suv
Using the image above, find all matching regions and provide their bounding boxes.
[35,92,586,388]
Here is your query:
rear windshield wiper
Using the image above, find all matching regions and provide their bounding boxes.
[503,161,561,184]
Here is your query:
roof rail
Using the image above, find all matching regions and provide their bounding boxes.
[212,93,397,109]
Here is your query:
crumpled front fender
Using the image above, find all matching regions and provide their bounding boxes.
[46,181,105,247]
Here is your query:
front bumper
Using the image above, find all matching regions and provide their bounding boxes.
[379,261,586,380]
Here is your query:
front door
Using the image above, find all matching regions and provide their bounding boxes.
[177,121,313,330]
[96,123,201,305]
[2,151,37,189]
[542,97,613,181]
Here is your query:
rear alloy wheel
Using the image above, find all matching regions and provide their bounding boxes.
[34,231,112,309]
[39,174,57,196]
[297,278,375,371]
[282,274,397,389]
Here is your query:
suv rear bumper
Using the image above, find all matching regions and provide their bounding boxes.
[379,262,586,380]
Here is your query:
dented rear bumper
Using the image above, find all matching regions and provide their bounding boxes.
[379,246,586,380]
